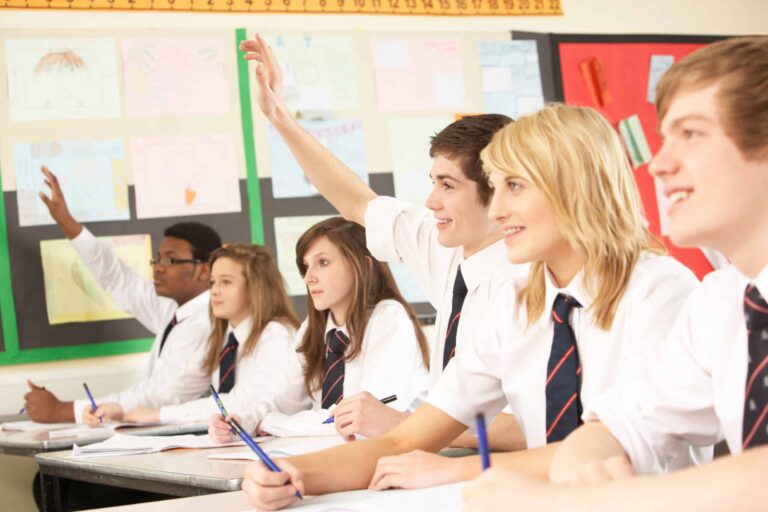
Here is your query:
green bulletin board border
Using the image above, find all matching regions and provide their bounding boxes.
[0,28,263,366]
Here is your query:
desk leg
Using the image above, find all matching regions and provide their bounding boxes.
[40,471,63,512]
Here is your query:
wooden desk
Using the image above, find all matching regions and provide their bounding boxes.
[0,422,207,457]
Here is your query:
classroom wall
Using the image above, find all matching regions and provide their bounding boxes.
[0,2,765,510]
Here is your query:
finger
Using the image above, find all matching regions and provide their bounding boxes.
[604,456,635,480]
[38,191,53,207]
[27,379,43,390]
[370,473,403,491]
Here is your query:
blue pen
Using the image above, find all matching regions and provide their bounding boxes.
[322,394,398,424]
[82,382,102,424]
[208,384,230,418]
[475,413,491,470]
[18,407,25,415]
[229,416,303,500]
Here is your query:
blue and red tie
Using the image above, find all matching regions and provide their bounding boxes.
[546,293,583,443]
[322,329,349,409]
[742,285,768,449]
[218,332,238,394]
[443,267,468,369]
[158,315,177,356]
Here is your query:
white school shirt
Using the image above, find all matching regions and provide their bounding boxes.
[428,253,703,458]
[259,299,430,435]
[364,196,526,391]
[70,228,211,423]
[586,263,768,473]
[156,317,307,432]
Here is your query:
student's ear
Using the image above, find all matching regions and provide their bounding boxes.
[365,255,373,269]
[196,263,212,282]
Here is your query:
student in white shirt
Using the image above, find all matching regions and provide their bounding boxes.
[89,243,303,429]
[240,104,702,510]
[24,166,219,424]
[240,34,525,449]
[463,37,768,512]
[209,217,430,440]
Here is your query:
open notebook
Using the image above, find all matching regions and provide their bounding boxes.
[0,420,167,437]
[0,420,76,433]
[72,433,251,458]
[208,435,346,461]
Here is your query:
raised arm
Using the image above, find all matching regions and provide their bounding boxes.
[240,34,376,225]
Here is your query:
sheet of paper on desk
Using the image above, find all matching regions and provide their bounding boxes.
[48,420,165,439]
[241,482,464,511]
[73,433,250,458]
[0,420,75,432]
[208,436,346,461]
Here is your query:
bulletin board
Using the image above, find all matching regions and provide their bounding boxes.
[0,27,540,365]
[513,31,728,280]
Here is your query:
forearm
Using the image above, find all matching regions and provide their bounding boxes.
[549,421,628,483]
[491,443,558,480]
[449,413,526,452]
[269,107,376,225]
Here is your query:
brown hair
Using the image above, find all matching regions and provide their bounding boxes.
[201,244,300,376]
[656,36,768,161]
[482,104,663,330]
[430,114,513,206]
[295,217,430,395]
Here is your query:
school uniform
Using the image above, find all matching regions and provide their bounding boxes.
[153,317,307,433]
[428,253,709,467]
[586,263,768,473]
[364,196,526,394]
[69,228,211,423]
[260,299,430,436]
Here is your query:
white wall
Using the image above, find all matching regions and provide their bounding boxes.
[0,2,766,510]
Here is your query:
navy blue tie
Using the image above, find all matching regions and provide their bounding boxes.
[742,285,768,449]
[218,332,238,394]
[158,315,177,356]
[443,267,468,369]
[322,329,348,409]
[546,293,583,443]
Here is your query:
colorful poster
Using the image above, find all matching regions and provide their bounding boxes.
[388,116,453,206]
[41,235,152,324]
[13,139,129,227]
[266,34,358,111]
[122,37,230,117]
[130,134,241,219]
[478,40,545,119]
[5,38,120,121]
[269,119,368,199]
[372,38,464,111]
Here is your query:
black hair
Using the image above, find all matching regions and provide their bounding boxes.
[163,222,222,262]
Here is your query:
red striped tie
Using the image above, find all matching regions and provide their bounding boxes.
[546,293,583,443]
[218,332,238,394]
[742,285,768,449]
[322,329,349,409]
[443,267,468,369]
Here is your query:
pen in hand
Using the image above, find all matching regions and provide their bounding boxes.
[323,394,398,424]
[476,413,491,471]
[83,382,102,424]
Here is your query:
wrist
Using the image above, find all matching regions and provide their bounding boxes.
[61,218,83,240]
[268,104,294,127]
[58,401,76,422]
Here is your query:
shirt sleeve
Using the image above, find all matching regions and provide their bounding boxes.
[364,196,455,307]
[427,309,509,428]
[356,301,430,412]
[69,228,175,333]
[586,288,722,474]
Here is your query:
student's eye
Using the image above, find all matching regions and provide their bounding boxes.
[683,129,702,140]
[319,259,329,266]
[507,180,522,191]
[442,182,454,191]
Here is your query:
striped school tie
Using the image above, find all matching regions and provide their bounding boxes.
[546,293,583,443]
[218,332,238,394]
[322,329,349,409]
[443,267,468,369]
[158,315,177,356]
[742,285,768,449]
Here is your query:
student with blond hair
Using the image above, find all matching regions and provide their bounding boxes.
[240,103,702,510]
[463,35,768,512]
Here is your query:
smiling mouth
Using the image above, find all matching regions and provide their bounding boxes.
[668,190,692,204]
[503,226,525,238]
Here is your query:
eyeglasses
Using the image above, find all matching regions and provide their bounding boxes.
[149,257,202,267]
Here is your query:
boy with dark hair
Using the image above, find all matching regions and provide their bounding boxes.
[464,36,768,512]
[239,34,526,450]
[24,166,221,424]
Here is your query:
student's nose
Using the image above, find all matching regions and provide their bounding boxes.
[304,267,317,285]
[425,186,442,212]
[648,141,678,180]
[487,187,507,224]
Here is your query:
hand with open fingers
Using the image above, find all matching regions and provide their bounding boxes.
[123,406,160,424]
[37,166,81,238]
[23,380,68,423]
[83,402,123,427]
[568,454,635,485]
[464,468,563,512]
[208,413,241,444]
[239,34,286,122]
[242,458,305,511]
[333,391,409,440]
[369,449,464,491]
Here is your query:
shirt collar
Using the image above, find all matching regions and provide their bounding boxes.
[543,264,592,313]
[460,240,510,293]
[324,314,349,338]
[749,263,768,300]
[175,290,210,322]
[227,315,253,345]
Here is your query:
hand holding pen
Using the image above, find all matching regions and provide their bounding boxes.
[83,382,102,424]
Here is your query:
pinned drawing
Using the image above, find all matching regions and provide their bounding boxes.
[478,40,545,118]
[579,57,613,108]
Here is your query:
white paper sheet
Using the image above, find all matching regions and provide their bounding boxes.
[208,436,346,461]
[72,433,248,458]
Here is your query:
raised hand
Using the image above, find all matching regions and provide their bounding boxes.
[38,166,82,239]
